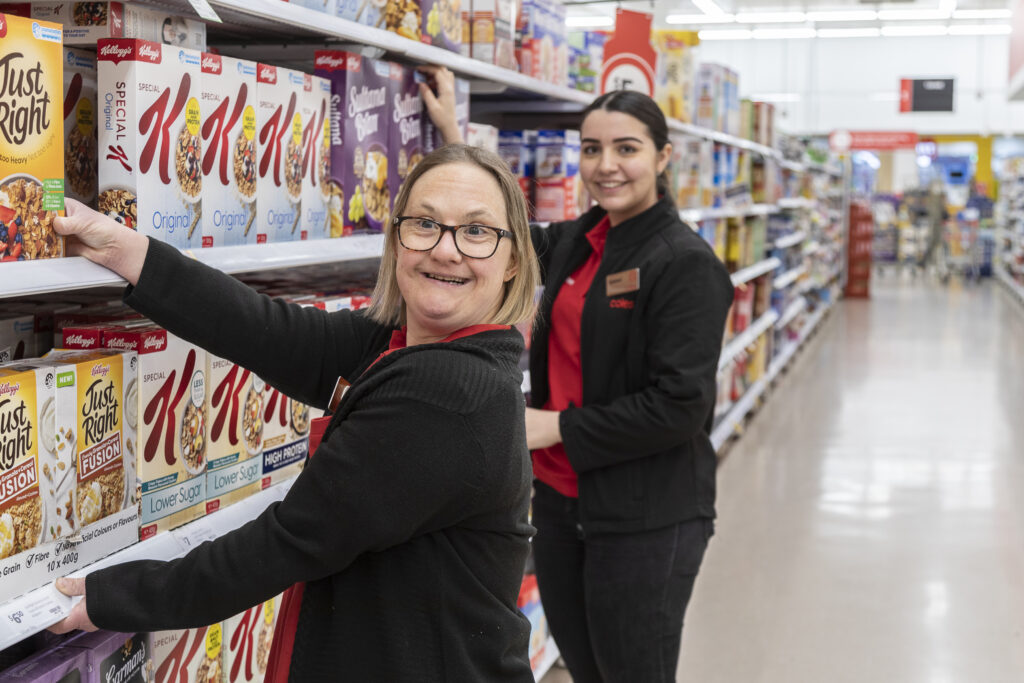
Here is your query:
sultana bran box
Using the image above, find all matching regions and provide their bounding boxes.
[0,12,66,263]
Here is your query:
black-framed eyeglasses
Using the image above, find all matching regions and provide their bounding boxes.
[393,216,514,259]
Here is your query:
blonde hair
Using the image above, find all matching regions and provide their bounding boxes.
[367,144,540,327]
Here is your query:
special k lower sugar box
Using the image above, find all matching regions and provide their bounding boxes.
[151,625,222,683]
[97,39,203,248]
[256,64,305,243]
[0,12,66,263]
[223,597,280,683]
[300,73,331,241]
[260,381,307,489]
[200,53,259,247]
[63,47,99,207]
[104,325,207,539]
[205,357,262,514]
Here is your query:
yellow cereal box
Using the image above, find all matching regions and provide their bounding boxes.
[205,355,263,514]
[0,12,66,262]
[0,365,48,565]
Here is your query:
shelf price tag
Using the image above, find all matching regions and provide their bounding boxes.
[174,519,218,553]
[0,587,74,651]
[187,0,223,22]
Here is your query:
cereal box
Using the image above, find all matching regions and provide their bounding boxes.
[0,2,206,49]
[652,30,699,124]
[498,129,535,208]
[0,315,35,361]
[151,625,222,683]
[422,76,468,153]
[518,0,567,87]
[260,378,308,489]
[200,53,259,248]
[64,631,150,683]
[0,12,65,263]
[97,39,203,248]
[695,62,724,133]
[63,47,98,207]
[104,326,206,539]
[205,356,262,515]
[533,129,580,222]
[466,122,499,154]
[390,66,423,220]
[422,0,462,52]
[0,644,87,682]
[300,73,332,241]
[290,0,338,13]
[256,64,305,243]
[471,0,516,69]
[314,51,347,238]
[567,30,602,93]
[223,597,279,683]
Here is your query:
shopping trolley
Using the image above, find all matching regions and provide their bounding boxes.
[940,208,982,282]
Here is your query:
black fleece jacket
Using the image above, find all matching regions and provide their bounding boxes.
[530,198,734,534]
[85,240,535,682]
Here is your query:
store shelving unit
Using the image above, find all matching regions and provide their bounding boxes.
[719,310,780,372]
[680,204,778,223]
[731,258,782,287]
[774,231,808,250]
[773,265,807,290]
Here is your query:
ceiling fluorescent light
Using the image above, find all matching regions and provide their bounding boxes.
[565,15,614,28]
[666,13,736,24]
[948,23,1012,34]
[751,93,801,103]
[736,11,807,23]
[952,8,1012,18]
[869,91,900,101]
[817,27,882,37]
[807,10,878,21]
[693,0,727,15]
[938,0,957,14]
[877,9,950,20]
[753,27,817,39]
[698,29,754,40]
[880,24,949,36]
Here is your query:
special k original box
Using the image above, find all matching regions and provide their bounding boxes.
[200,53,259,247]
[151,625,222,683]
[256,64,306,243]
[104,326,207,539]
[205,357,262,515]
[260,381,307,489]
[0,13,65,263]
[223,597,279,683]
[63,47,99,207]
[300,74,332,241]
[97,39,203,248]
[390,66,423,219]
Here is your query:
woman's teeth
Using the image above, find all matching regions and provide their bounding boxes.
[427,273,468,284]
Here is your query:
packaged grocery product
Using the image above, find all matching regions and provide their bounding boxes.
[151,625,221,683]
[301,73,332,240]
[223,597,279,683]
[316,51,395,235]
[0,2,206,49]
[0,644,87,681]
[61,323,122,350]
[517,575,548,670]
[63,47,99,207]
[466,122,499,154]
[567,30,603,93]
[104,325,206,539]
[460,9,470,57]
[754,101,775,148]
[65,631,150,683]
[97,39,203,248]
[422,0,462,52]
[200,53,259,247]
[533,129,580,222]
[739,98,754,142]
[0,12,66,263]
[0,315,35,361]
[652,30,699,124]
[256,64,305,243]
[390,66,423,217]
[289,0,338,13]
[422,76,468,153]
[472,0,517,69]
[382,0,422,39]
[518,0,567,87]
[260,381,308,489]
[695,62,724,132]
[206,357,263,514]
[723,67,740,137]
[498,129,535,209]
[336,0,377,25]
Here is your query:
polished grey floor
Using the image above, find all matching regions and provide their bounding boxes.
[542,276,1024,682]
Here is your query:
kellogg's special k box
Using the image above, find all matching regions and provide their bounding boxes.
[151,625,222,683]
[200,53,259,247]
[256,64,305,243]
[259,378,307,489]
[63,47,98,208]
[223,597,280,683]
[205,357,262,515]
[97,39,203,248]
[300,73,331,241]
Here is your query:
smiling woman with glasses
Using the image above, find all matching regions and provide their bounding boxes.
[46,132,542,682]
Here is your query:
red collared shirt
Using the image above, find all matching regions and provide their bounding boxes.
[532,216,612,498]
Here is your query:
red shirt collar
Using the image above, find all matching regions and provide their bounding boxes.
[387,324,511,351]
[586,215,612,253]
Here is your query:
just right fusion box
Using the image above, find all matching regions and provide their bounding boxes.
[97,39,203,247]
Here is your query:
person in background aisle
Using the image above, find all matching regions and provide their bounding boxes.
[46,143,541,683]
[432,89,735,682]
[916,179,950,270]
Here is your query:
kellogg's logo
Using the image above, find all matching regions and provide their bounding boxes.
[259,64,277,84]
[143,335,166,351]
[202,54,222,74]
[105,337,136,350]
[99,42,134,61]
[90,364,110,378]
[315,53,346,70]
[110,3,123,34]
[64,334,94,348]
[0,381,20,399]
[138,42,162,63]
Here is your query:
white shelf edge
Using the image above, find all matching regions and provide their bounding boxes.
[773,231,807,250]
[773,265,807,290]
[779,159,806,173]
[778,197,816,210]
[718,309,780,371]
[775,297,807,329]
[731,258,782,287]
[996,265,1024,305]
[533,636,561,681]
[667,120,777,157]
[680,204,778,222]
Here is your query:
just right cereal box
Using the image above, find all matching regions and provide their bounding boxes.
[0,12,66,263]
[97,39,203,248]
[256,64,304,243]
[63,47,98,207]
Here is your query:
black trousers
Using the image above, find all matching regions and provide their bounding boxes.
[531,481,712,683]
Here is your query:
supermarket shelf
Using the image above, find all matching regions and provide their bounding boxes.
[718,309,780,371]
[779,159,806,173]
[533,637,561,682]
[731,258,782,287]
[996,264,1024,306]
[680,204,778,223]
[773,265,807,290]
[807,162,844,177]
[773,231,807,250]
[803,241,823,257]
[0,235,385,299]
[778,197,816,210]
[667,120,776,157]
[776,297,807,329]
[0,479,296,651]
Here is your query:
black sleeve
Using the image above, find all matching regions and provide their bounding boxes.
[85,391,493,631]
[530,221,573,285]
[123,239,388,408]
[560,249,734,473]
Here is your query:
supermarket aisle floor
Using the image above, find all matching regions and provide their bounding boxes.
[541,277,1024,683]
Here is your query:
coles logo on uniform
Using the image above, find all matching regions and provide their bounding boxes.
[202,54,222,74]
[609,297,634,310]
[258,64,277,84]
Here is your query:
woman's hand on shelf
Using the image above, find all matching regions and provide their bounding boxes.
[417,65,463,145]
[47,577,98,635]
[54,198,150,286]
[525,408,562,451]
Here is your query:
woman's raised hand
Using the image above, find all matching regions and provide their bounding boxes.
[54,198,149,285]
[417,65,464,145]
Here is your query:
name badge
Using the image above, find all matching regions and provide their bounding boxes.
[606,268,640,297]
[328,376,351,412]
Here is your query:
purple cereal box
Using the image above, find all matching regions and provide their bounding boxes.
[421,0,463,53]
[63,631,150,683]
[423,76,468,153]
[390,66,424,218]
[0,646,86,682]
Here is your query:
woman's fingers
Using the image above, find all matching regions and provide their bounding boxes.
[55,577,86,596]
[47,578,97,634]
